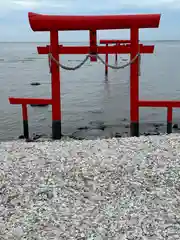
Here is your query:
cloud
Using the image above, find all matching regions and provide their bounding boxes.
[1,0,180,13]
[0,0,180,41]
[0,0,70,13]
[12,0,68,9]
[12,1,40,8]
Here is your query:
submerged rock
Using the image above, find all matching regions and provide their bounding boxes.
[30,82,41,86]
[77,126,89,130]
[173,124,178,129]
[89,109,104,114]
[153,123,164,128]
[18,135,25,139]
[72,128,110,140]
[32,134,43,141]
[122,118,128,122]
[144,132,160,136]
[89,121,106,130]
[115,133,121,138]
[30,104,49,107]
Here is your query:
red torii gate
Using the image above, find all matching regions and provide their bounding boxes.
[100,39,141,76]
[9,12,162,140]
[100,39,131,66]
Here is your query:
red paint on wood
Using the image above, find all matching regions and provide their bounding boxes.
[105,44,108,75]
[9,97,52,105]
[90,30,97,61]
[100,40,131,44]
[29,12,161,31]
[130,28,139,123]
[22,104,28,121]
[167,107,173,122]
[139,100,180,108]
[37,45,154,55]
[50,31,61,121]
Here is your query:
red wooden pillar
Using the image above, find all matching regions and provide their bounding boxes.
[105,43,108,76]
[167,107,172,134]
[130,28,139,137]
[22,104,29,139]
[90,30,97,62]
[50,31,61,139]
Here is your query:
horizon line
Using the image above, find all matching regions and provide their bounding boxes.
[0,40,180,43]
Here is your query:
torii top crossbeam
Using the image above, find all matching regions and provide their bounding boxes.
[28,12,160,31]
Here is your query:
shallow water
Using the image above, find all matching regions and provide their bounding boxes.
[1,41,180,140]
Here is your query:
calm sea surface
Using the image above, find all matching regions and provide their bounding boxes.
[1,41,180,141]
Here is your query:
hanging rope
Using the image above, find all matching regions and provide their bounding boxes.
[96,53,140,69]
[48,52,141,73]
[48,53,90,71]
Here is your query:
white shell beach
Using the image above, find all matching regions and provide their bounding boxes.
[1,134,180,239]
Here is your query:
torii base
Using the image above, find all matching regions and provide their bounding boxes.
[130,122,139,137]
[52,120,62,139]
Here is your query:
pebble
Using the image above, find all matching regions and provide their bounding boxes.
[1,134,180,239]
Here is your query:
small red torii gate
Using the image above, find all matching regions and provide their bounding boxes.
[100,39,140,76]
[9,12,163,140]
[100,39,131,67]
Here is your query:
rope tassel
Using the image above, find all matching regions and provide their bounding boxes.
[48,54,52,73]
[138,54,141,76]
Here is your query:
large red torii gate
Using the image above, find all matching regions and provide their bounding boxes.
[9,12,161,140]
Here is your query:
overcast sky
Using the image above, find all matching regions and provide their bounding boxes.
[0,0,179,42]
